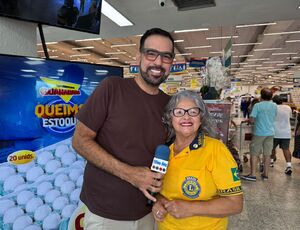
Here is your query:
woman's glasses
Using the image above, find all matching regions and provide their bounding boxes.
[172,107,201,117]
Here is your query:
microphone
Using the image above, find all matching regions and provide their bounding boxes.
[146,144,170,206]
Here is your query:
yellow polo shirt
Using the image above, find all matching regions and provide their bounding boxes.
[158,134,242,230]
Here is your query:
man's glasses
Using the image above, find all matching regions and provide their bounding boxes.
[141,48,175,64]
[172,107,201,117]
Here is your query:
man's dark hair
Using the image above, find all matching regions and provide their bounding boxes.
[139,28,174,53]
[260,88,273,101]
[272,95,283,105]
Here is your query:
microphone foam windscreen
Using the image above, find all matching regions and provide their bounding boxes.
[154,145,170,161]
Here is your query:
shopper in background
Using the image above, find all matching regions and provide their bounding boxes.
[241,88,277,181]
[72,28,174,230]
[270,95,293,174]
[152,90,243,230]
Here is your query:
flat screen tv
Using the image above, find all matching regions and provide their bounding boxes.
[0,53,123,163]
[0,0,102,34]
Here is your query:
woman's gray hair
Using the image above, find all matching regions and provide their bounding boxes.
[163,90,216,142]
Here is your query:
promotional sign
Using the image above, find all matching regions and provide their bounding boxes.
[129,63,186,74]
[0,54,123,229]
[204,101,231,144]
[189,59,207,68]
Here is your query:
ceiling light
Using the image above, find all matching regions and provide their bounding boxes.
[175,53,192,56]
[174,40,184,43]
[105,52,127,55]
[264,30,300,36]
[209,51,223,54]
[45,42,58,45]
[286,40,300,43]
[97,62,113,65]
[238,55,254,58]
[272,52,298,56]
[102,0,133,26]
[70,59,88,62]
[75,38,102,42]
[69,54,91,57]
[257,67,274,69]
[206,36,238,40]
[263,61,284,64]
[248,58,270,61]
[236,22,276,28]
[254,48,282,51]
[111,44,136,48]
[72,46,94,50]
[99,57,119,60]
[277,63,296,66]
[174,28,209,33]
[185,45,211,50]
[243,64,262,67]
[232,42,262,46]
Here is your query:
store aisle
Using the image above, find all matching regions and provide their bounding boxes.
[229,153,300,230]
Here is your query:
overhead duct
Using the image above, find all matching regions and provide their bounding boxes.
[171,0,216,11]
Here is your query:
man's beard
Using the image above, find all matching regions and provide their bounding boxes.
[140,66,168,87]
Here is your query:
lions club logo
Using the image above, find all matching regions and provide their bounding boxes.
[181,176,201,199]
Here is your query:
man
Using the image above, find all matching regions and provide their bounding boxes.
[72,28,174,230]
[270,95,293,175]
[241,88,277,181]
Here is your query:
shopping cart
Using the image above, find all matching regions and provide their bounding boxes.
[238,121,264,173]
[238,121,253,163]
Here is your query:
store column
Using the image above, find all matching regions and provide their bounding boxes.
[0,17,37,57]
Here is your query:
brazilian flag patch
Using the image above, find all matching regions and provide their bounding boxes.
[231,167,240,181]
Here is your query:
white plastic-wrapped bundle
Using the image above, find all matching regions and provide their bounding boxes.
[54,173,69,188]
[71,160,86,169]
[61,151,77,166]
[206,56,229,91]
[37,150,54,166]
[61,204,76,219]
[0,166,16,183]
[3,206,24,224]
[37,181,53,197]
[76,175,83,187]
[44,189,61,204]
[54,144,69,159]
[42,213,61,230]
[69,168,83,182]
[13,183,28,193]
[12,215,33,230]
[34,204,52,222]
[26,166,44,183]
[60,180,75,195]
[0,199,15,217]
[25,197,43,214]
[70,188,81,204]
[17,190,35,206]
[52,196,69,212]
[45,160,62,174]
[17,162,34,174]
[4,174,25,193]
[24,224,42,230]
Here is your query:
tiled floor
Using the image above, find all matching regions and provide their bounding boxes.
[228,146,300,230]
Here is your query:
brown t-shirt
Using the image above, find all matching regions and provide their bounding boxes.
[76,77,170,220]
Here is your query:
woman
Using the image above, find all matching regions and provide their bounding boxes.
[152,91,243,230]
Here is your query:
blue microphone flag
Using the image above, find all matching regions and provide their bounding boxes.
[151,145,170,174]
